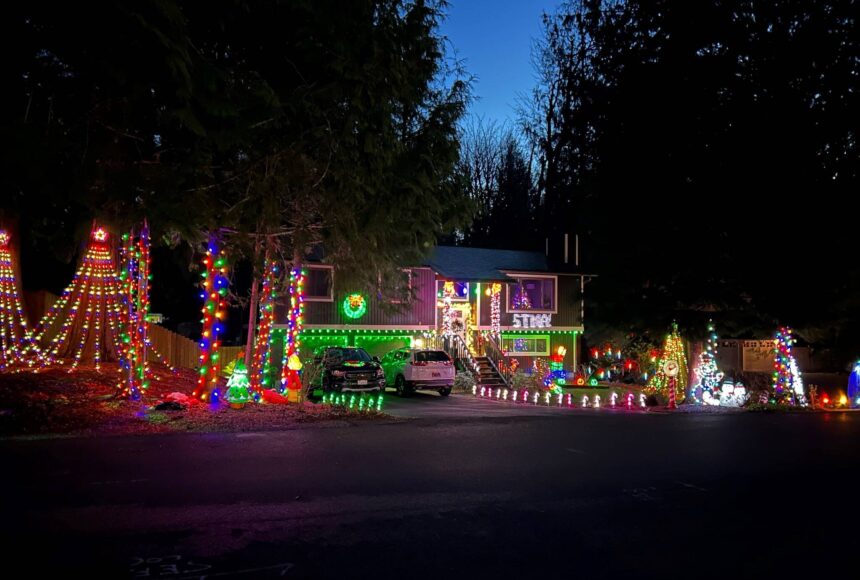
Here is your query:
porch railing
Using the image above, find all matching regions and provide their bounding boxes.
[482,333,512,386]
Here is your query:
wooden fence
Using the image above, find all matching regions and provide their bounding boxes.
[147,325,245,372]
[25,289,245,372]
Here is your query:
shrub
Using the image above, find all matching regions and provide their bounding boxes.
[453,372,476,392]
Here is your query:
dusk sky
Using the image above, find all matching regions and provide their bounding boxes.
[440,0,560,126]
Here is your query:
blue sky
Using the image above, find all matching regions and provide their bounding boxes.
[439,0,561,126]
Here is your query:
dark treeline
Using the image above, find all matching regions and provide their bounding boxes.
[461,0,857,361]
[1,0,470,330]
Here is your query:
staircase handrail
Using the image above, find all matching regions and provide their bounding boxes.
[482,332,511,386]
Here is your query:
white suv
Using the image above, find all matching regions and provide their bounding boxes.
[380,348,454,397]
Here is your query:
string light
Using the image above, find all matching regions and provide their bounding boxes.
[250,258,278,393]
[646,322,688,404]
[193,236,229,402]
[0,230,50,370]
[117,223,153,399]
[489,282,501,335]
[280,267,306,394]
[28,225,122,369]
[773,327,806,406]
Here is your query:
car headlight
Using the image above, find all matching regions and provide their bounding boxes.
[331,370,345,377]
[376,368,384,377]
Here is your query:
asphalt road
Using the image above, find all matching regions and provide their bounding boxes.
[3,398,859,579]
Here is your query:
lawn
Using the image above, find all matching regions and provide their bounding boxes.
[0,363,387,438]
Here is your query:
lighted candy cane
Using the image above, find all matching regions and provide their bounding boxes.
[533,392,539,404]
[522,390,529,402]
[626,393,634,409]
[557,393,563,406]
[480,386,486,397]
[610,392,618,407]
[511,389,518,402]
[496,388,501,399]
[503,389,509,400]
[544,392,551,405]
[472,385,477,396]
[582,395,589,408]
[566,393,573,407]
[639,393,646,408]
[593,394,601,408]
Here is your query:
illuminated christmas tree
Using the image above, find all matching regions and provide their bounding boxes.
[692,321,723,404]
[0,230,46,370]
[32,225,123,370]
[646,322,688,404]
[773,327,805,405]
[226,360,252,408]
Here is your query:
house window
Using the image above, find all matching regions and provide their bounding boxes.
[305,266,333,301]
[506,277,555,312]
[437,280,470,302]
[381,269,413,303]
[501,335,550,356]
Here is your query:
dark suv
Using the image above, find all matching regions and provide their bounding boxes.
[315,346,385,394]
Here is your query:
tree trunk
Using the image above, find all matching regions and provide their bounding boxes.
[243,237,262,368]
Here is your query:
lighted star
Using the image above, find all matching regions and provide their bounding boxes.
[93,228,108,242]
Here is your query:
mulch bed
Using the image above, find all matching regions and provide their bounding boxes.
[0,363,388,438]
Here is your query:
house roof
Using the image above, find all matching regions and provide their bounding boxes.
[424,246,554,280]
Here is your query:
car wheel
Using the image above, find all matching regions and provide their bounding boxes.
[439,387,452,397]
[395,375,412,397]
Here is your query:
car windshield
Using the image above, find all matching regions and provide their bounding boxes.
[327,348,372,364]
[415,350,450,363]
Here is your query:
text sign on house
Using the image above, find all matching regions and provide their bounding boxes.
[742,339,776,372]
[512,313,552,328]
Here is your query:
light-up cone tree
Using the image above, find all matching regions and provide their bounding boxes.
[692,321,724,404]
[193,236,229,403]
[0,230,48,370]
[32,225,123,370]
[773,326,805,405]
[646,322,688,404]
[250,258,279,393]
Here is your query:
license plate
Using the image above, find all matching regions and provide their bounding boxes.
[357,380,368,385]
[431,372,441,377]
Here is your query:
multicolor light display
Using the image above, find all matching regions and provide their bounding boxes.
[646,322,688,404]
[32,225,123,370]
[193,236,229,402]
[693,321,724,405]
[250,259,278,393]
[489,282,501,335]
[849,361,860,408]
[342,292,367,320]
[226,360,253,407]
[117,223,152,399]
[440,281,455,337]
[773,326,805,405]
[0,230,46,370]
[280,266,306,394]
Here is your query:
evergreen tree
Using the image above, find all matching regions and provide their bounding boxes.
[646,323,688,404]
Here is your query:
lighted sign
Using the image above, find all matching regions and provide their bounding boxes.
[512,313,552,328]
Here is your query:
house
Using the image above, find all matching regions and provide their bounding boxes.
[273,244,589,383]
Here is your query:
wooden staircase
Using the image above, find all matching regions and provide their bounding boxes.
[474,356,507,389]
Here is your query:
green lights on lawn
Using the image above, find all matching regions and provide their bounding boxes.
[321,392,385,412]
